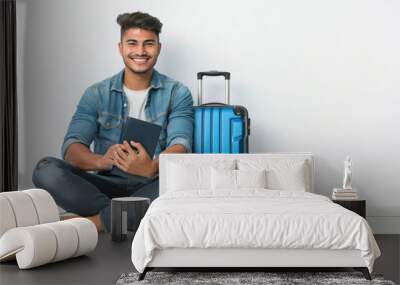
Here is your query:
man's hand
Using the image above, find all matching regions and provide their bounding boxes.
[113,141,157,177]
[94,144,120,171]
[65,143,117,171]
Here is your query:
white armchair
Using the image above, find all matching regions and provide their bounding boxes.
[0,189,98,269]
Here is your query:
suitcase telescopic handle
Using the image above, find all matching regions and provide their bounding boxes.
[197,71,230,105]
[197,71,230,80]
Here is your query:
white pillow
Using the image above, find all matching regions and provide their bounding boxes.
[211,168,236,190]
[211,168,267,190]
[167,160,235,192]
[238,159,308,191]
[236,169,267,189]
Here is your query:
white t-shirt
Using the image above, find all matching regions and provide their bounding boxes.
[123,85,151,120]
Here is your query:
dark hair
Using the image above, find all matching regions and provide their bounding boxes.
[116,12,162,40]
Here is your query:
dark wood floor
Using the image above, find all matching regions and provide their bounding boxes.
[374,234,400,284]
[0,234,398,285]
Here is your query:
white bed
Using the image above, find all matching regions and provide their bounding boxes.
[131,153,380,280]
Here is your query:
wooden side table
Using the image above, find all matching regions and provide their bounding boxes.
[332,199,366,218]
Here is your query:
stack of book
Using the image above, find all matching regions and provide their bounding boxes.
[332,188,358,200]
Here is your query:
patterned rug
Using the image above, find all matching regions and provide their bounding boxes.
[116,271,396,285]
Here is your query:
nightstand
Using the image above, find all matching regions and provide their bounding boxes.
[332,199,366,218]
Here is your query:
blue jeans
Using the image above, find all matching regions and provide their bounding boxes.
[32,157,159,232]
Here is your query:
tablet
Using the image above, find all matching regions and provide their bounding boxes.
[121,117,162,159]
[105,117,162,179]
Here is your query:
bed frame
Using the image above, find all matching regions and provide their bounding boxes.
[138,153,372,281]
[139,248,370,280]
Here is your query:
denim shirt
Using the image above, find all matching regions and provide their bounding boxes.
[61,69,194,159]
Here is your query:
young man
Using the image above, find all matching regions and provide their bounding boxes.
[32,12,194,232]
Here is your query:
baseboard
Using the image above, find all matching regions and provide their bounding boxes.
[367,216,400,234]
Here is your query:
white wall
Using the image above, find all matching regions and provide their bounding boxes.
[16,0,400,233]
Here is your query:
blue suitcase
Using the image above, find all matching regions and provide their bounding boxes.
[193,71,250,153]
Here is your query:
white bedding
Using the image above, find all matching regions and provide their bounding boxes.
[131,190,380,273]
